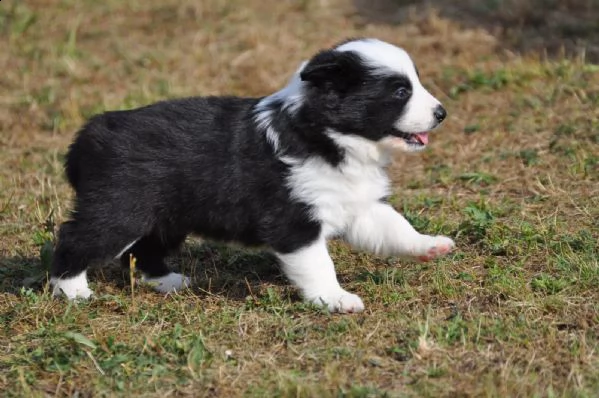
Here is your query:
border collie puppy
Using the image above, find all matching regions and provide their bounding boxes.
[51,38,454,313]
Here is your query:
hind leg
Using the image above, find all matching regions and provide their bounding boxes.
[51,219,143,299]
[119,232,190,293]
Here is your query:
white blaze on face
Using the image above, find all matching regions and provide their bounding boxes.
[336,39,442,133]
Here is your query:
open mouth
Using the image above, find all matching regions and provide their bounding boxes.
[394,131,429,147]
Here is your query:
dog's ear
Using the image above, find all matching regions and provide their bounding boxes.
[300,50,362,90]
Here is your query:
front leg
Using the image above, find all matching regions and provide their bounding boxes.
[345,202,455,260]
[275,237,364,313]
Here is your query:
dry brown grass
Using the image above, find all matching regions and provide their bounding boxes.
[1,0,598,396]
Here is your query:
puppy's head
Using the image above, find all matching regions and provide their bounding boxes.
[299,38,446,152]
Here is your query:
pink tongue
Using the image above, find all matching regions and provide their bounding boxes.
[415,132,429,145]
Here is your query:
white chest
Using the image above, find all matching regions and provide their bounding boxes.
[286,157,391,237]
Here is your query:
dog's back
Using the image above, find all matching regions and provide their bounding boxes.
[65,97,257,191]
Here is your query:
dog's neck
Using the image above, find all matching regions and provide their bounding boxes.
[254,100,394,170]
[253,100,344,166]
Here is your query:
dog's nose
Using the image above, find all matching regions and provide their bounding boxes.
[434,105,447,123]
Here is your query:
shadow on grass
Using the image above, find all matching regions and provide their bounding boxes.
[0,241,286,302]
[173,241,287,302]
[353,0,599,62]
[0,254,47,295]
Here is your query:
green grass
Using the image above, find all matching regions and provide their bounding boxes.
[1,0,599,396]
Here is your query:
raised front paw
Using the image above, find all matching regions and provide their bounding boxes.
[415,235,455,262]
[308,289,365,313]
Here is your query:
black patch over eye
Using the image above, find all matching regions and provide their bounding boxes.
[394,87,411,100]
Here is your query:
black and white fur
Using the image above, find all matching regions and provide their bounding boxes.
[50,38,454,313]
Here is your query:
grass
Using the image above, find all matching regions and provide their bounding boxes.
[1,0,598,396]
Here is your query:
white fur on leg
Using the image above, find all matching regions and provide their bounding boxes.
[142,272,191,293]
[276,238,364,313]
[50,271,93,300]
[345,202,455,258]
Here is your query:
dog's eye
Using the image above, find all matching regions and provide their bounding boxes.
[394,87,411,100]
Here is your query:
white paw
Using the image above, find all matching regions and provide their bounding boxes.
[50,272,94,300]
[142,272,191,293]
[308,290,365,313]
[414,235,455,261]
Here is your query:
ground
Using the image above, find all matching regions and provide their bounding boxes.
[1,0,598,397]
